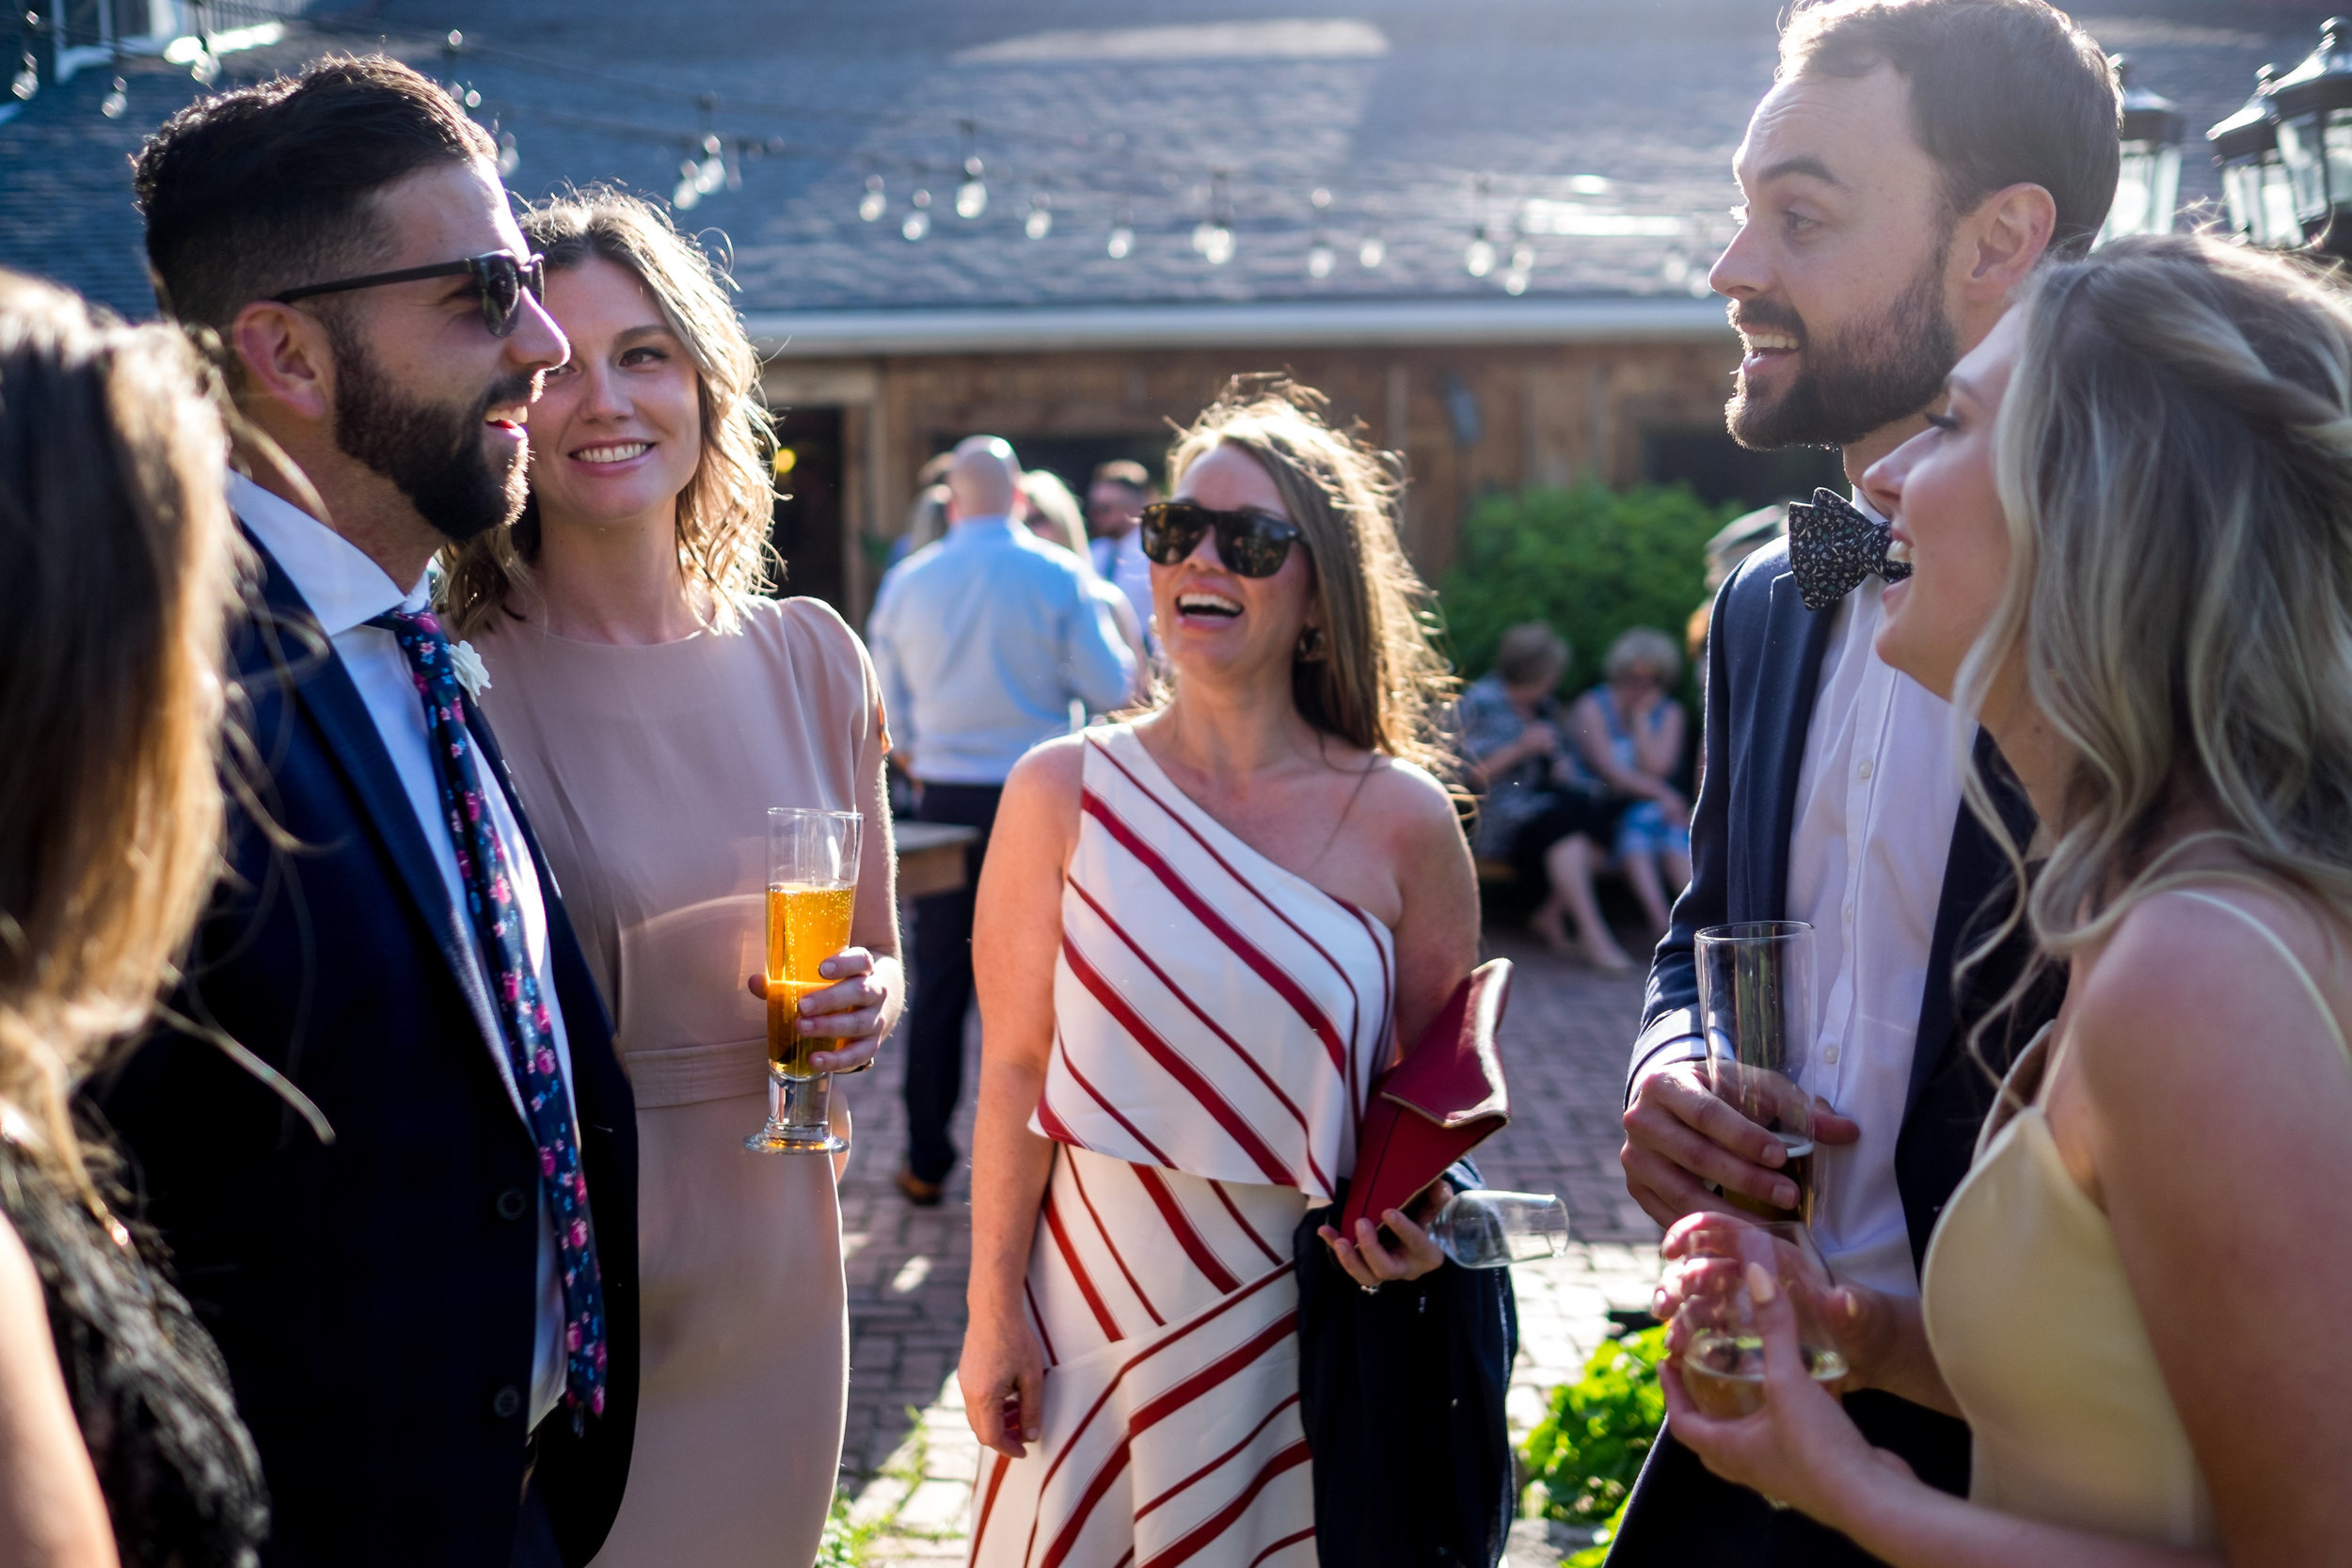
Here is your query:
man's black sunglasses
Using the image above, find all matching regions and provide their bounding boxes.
[273,250,547,339]
[1138,500,1305,578]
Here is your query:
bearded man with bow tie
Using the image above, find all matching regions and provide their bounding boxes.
[1609,3,2122,1564]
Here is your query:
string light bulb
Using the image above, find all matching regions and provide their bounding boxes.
[496,129,519,177]
[1107,210,1135,259]
[955,122,987,218]
[902,188,931,241]
[692,134,725,195]
[1202,223,1234,264]
[189,47,218,86]
[673,158,703,210]
[1025,194,1052,239]
[1464,226,1495,277]
[1308,240,1335,277]
[1503,269,1529,295]
[8,51,32,103]
[99,75,126,118]
[859,174,886,222]
[1359,232,1386,268]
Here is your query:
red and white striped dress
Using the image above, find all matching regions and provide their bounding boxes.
[968,723,1395,1568]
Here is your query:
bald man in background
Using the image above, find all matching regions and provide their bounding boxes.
[867,436,1136,1204]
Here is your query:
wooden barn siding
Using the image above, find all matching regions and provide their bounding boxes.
[764,338,1737,623]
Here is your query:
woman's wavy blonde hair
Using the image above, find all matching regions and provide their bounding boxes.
[1163,376,1456,778]
[437,186,777,637]
[0,273,240,1203]
[1958,233,2352,1002]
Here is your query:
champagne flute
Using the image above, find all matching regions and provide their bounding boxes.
[1671,1219,1849,1417]
[745,807,861,1154]
[1695,921,1820,1224]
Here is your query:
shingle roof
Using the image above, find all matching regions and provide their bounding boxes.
[0,0,2317,325]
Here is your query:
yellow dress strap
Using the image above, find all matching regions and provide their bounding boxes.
[2167,888,2352,1066]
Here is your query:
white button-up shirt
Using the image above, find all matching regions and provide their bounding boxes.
[230,471,579,1426]
[1782,562,1961,1298]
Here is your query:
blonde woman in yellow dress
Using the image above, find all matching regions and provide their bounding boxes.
[438,191,901,1568]
[1660,236,2352,1565]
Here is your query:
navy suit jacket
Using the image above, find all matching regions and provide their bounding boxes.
[90,536,640,1567]
[1608,538,2055,1568]
[1629,537,2047,1271]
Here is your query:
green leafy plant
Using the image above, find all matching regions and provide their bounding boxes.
[1436,484,1739,698]
[1520,1325,1668,1534]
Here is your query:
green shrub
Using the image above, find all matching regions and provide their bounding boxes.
[1436,484,1739,698]
[1519,1325,1668,1533]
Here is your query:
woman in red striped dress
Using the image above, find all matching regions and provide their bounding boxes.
[957,378,1480,1567]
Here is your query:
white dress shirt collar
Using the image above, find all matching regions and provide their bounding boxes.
[227,470,428,630]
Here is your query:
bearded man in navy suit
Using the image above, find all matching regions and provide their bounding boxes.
[1610,3,2119,1564]
[93,57,637,1567]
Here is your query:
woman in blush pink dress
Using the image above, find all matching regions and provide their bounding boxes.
[438,191,901,1568]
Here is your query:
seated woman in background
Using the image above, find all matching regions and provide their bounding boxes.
[1569,626,1690,939]
[1457,622,1630,969]
[957,377,1478,1563]
[435,190,900,1568]
[1661,233,2352,1567]
[0,273,267,1564]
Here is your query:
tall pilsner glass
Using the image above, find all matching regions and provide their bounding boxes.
[1695,921,1820,1224]
[745,807,861,1154]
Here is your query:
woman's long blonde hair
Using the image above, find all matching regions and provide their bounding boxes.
[0,273,240,1201]
[1163,376,1456,777]
[437,186,778,637]
[1960,234,2352,990]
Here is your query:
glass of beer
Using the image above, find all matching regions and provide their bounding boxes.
[1695,921,1820,1225]
[1671,1219,1849,1418]
[745,807,861,1154]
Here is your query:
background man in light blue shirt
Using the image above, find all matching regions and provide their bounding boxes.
[868,436,1135,1202]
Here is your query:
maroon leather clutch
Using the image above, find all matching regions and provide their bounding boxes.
[1338,958,1513,1234]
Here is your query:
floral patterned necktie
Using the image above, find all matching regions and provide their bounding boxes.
[369,609,607,1420]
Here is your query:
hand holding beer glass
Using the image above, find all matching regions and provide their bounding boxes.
[1695,921,1820,1225]
[746,807,862,1154]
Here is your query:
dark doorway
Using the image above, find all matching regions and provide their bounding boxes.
[1639,425,1845,509]
[771,405,846,610]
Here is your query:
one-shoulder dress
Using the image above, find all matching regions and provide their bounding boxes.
[968,722,1395,1568]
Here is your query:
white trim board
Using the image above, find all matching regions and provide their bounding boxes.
[745,296,1734,358]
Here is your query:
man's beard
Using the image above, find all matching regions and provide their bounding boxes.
[327,317,533,545]
[1726,247,1957,451]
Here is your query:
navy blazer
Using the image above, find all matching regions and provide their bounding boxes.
[90,537,639,1568]
[1629,535,2047,1273]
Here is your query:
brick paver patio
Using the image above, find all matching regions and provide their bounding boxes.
[831,927,1666,1564]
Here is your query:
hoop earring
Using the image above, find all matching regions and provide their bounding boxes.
[1295,626,1328,663]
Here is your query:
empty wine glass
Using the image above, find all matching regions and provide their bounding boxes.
[1429,1189,1570,1269]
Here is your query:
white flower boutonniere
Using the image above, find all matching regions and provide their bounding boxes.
[448,640,492,700]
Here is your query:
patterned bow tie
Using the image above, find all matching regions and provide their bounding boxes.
[1788,487,1912,612]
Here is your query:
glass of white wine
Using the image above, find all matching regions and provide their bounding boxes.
[1695,921,1820,1225]
[1670,1219,1849,1418]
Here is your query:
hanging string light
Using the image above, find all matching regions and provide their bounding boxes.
[1306,188,1335,277]
[902,187,930,241]
[496,127,519,175]
[955,119,987,218]
[1191,171,1234,264]
[1025,193,1052,239]
[99,74,126,118]
[11,50,38,103]
[1503,237,1534,293]
[859,173,887,221]
[1463,176,1495,277]
[1107,206,1135,259]
[1359,231,1387,268]
[672,157,704,210]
